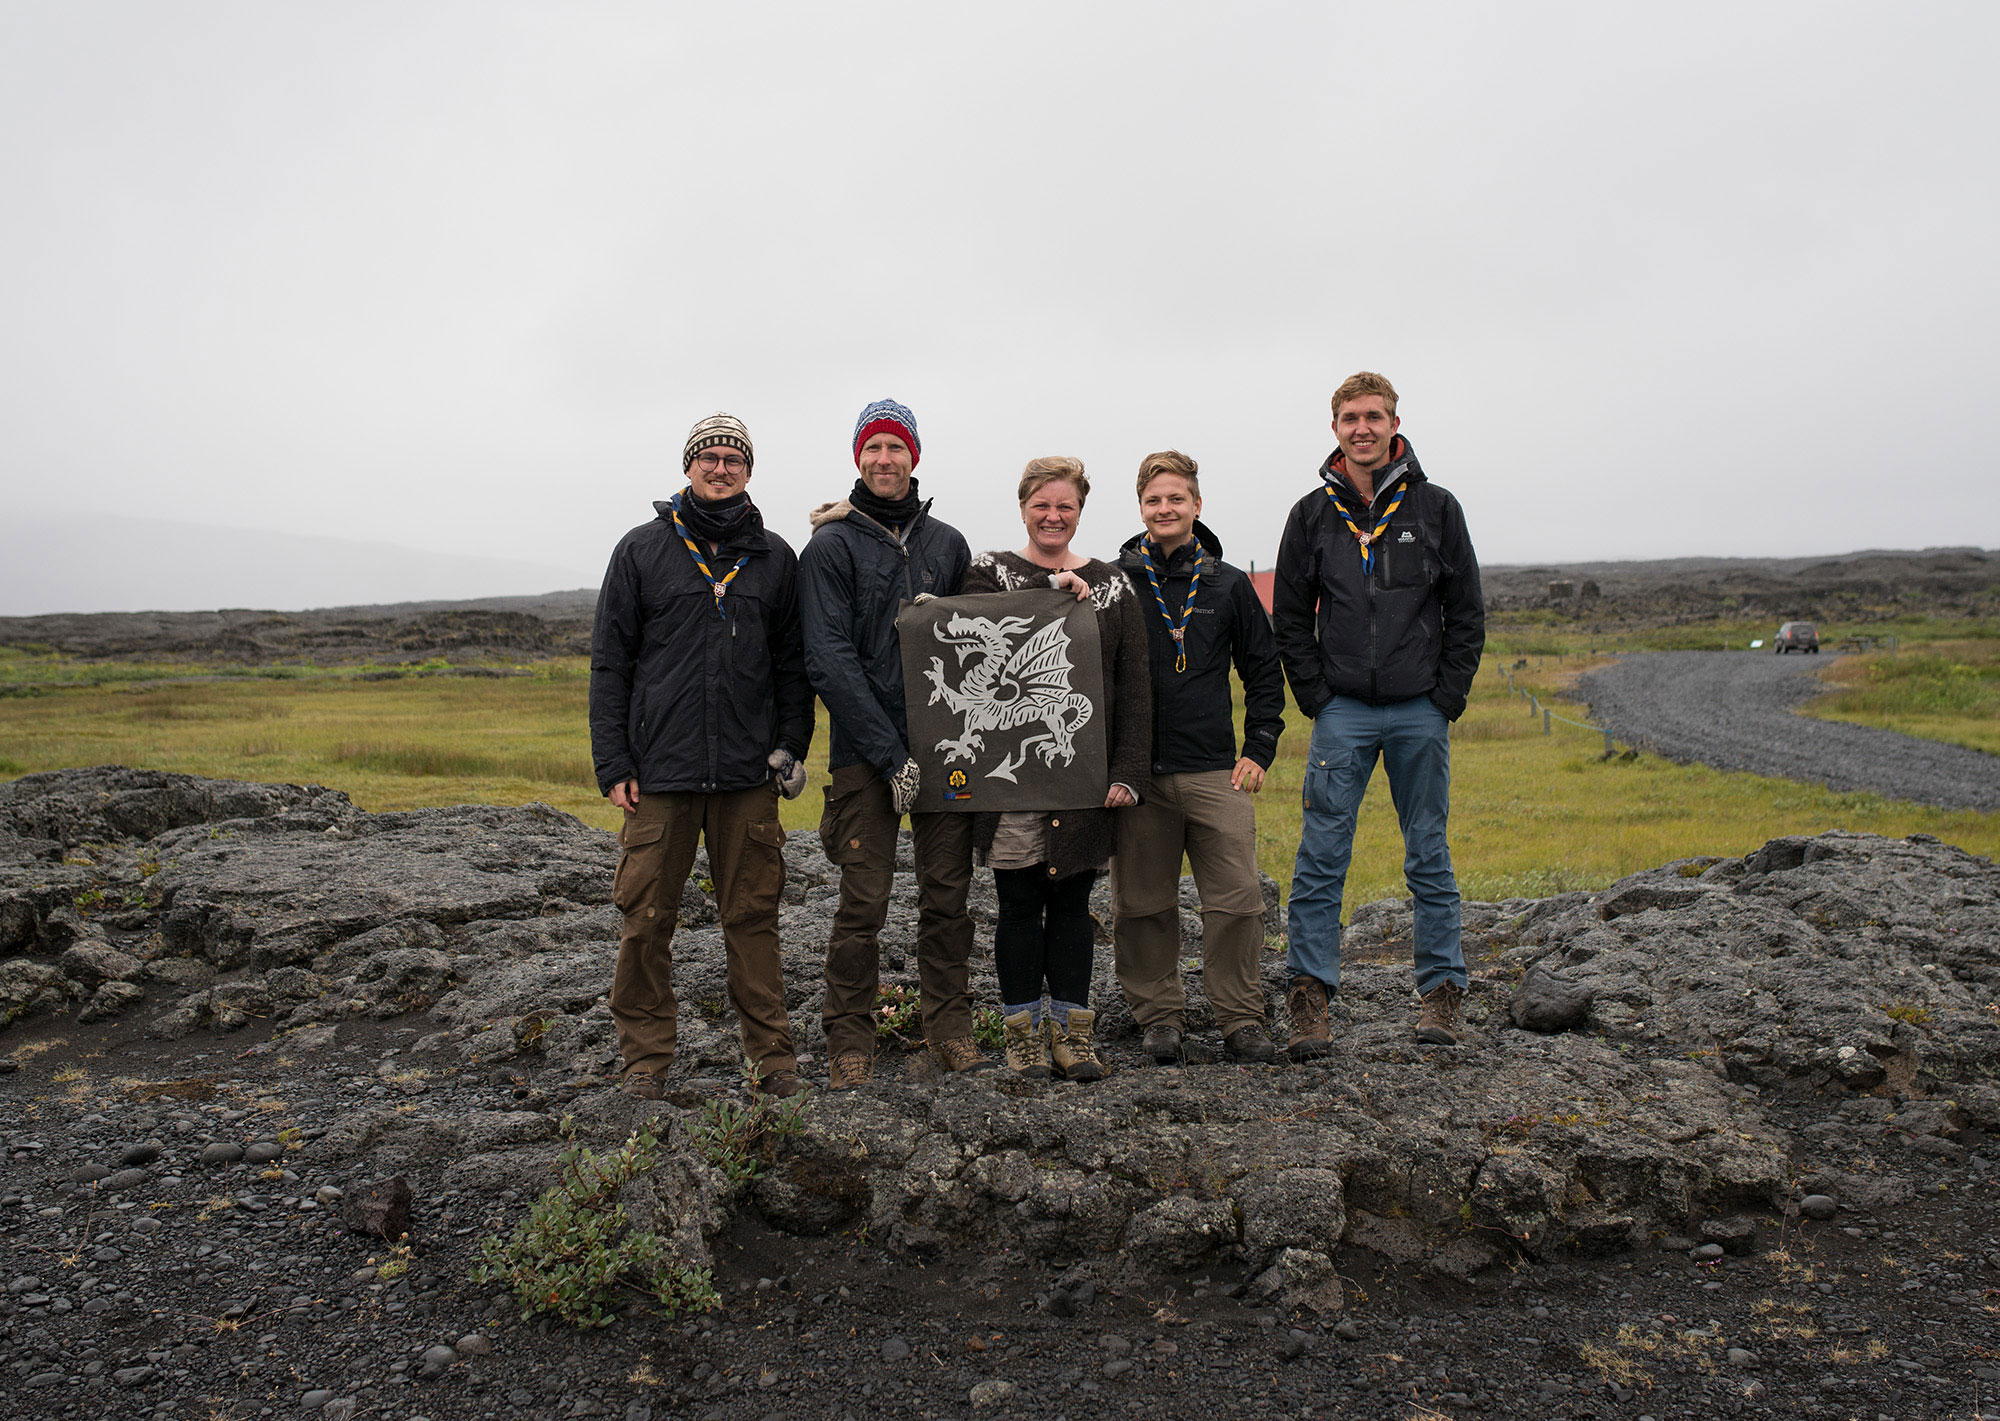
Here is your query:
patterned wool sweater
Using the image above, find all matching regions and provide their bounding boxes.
[959,551,1153,880]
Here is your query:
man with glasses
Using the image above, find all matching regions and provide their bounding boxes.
[798,398,989,1087]
[590,412,815,1099]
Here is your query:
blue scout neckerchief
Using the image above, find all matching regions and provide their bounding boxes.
[669,491,750,619]
[1325,475,1407,577]
[1137,539,1206,674]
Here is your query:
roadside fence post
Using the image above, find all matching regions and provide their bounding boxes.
[1543,708,1551,735]
[1602,728,1614,756]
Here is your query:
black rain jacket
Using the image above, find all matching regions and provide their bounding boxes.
[797,497,971,776]
[1271,437,1485,720]
[588,499,813,795]
[1116,522,1286,774]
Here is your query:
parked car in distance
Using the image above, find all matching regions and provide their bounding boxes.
[1775,621,1820,654]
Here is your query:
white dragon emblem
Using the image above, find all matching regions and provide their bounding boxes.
[924,613,1094,783]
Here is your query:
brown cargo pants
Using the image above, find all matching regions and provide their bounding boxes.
[818,762,975,1060]
[610,784,796,1081]
[1110,769,1268,1036]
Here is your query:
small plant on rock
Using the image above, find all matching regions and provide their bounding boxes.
[690,1061,811,1185]
[972,1008,1005,1049]
[470,1117,719,1329]
[874,982,922,1045]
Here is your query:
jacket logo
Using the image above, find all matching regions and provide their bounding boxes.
[1397,530,1415,543]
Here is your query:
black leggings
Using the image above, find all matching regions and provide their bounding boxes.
[993,866,1098,1009]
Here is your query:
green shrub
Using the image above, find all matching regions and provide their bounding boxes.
[470,1118,719,1328]
[873,982,922,1044]
[690,1065,811,1184]
[973,1007,1005,1049]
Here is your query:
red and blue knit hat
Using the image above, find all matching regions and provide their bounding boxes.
[852,398,921,468]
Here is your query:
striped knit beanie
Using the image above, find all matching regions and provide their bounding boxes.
[682,412,754,473]
[852,398,921,468]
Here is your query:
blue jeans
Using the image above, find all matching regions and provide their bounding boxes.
[1286,695,1465,995]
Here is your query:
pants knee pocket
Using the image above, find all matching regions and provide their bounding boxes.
[724,818,788,920]
[613,819,668,912]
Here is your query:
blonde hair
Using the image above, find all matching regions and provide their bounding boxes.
[1136,449,1199,499]
[1018,456,1089,507]
[1330,370,1399,419]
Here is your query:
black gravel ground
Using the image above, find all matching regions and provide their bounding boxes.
[1577,651,2000,811]
[4,1017,1998,1421]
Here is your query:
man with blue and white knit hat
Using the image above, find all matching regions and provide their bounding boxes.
[798,399,990,1087]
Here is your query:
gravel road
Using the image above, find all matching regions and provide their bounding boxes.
[1577,650,2000,811]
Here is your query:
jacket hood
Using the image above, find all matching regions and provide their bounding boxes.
[1318,435,1426,509]
[811,496,934,542]
[1118,519,1224,568]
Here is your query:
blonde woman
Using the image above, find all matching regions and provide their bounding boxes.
[960,457,1151,1081]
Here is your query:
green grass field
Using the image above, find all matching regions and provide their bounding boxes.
[1798,637,2000,756]
[2,639,1993,916]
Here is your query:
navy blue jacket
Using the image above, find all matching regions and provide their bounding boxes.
[1117,521,1285,774]
[1272,438,1485,720]
[588,499,813,795]
[797,498,971,775]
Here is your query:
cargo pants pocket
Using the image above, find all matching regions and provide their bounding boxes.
[613,819,668,912]
[726,818,788,922]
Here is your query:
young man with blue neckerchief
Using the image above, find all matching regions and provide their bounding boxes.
[1111,449,1287,1065]
[1272,372,1485,1056]
[589,412,815,1101]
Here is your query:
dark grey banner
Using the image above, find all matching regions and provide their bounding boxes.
[896,588,1108,813]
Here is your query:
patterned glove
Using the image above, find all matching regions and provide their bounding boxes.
[767,749,806,800]
[888,757,922,815]
[912,593,939,605]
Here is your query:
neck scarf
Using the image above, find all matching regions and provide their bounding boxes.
[1137,539,1205,674]
[1325,473,1406,578]
[677,488,757,544]
[670,492,752,618]
[849,477,922,532]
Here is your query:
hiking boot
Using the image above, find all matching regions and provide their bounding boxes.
[754,1068,810,1099]
[1286,976,1331,1062]
[1222,1023,1278,1063]
[828,1051,875,1091]
[1002,1011,1051,1080]
[931,1036,996,1074]
[618,1069,667,1101]
[1142,1022,1183,1066]
[1415,981,1465,1046]
[1045,1009,1106,1082]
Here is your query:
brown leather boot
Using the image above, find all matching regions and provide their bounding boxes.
[1223,1023,1278,1063]
[1286,976,1331,1062]
[1002,1010,1050,1080]
[1045,1009,1106,1082]
[828,1051,875,1090]
[1142,1022,1183,1065]
[1415,981,1465,1046]
[754,1068,811,1099]
[930,1036,996,1073]
[618,1069,667,1101]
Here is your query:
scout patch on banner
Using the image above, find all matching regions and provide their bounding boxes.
[896,588,1109,812]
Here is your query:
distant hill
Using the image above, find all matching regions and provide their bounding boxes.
[0,546,1992,665]
[0,512,590,618]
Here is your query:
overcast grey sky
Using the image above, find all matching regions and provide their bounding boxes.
[3,1,1996,613]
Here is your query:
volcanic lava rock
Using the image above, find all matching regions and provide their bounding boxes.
[342,1175,414,1241]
